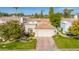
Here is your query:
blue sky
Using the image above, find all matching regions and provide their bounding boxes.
[0,7,79,15]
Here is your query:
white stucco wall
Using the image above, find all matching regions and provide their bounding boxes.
[35,29,56,37]
[24,23,37,32]
[74,15,78,20]
[60,21,72,33]
[20,17,23,24]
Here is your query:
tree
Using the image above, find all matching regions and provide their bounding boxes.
[0,20,22,41]
[40,10,44,18]
[13,7,19,16]
[53,12,62,27]
[31,14,34,17]
[49,7,61,27]
[0,12,10,17]
[64,8,73,18]
[49,7,54,21]
[34,13,39,18]
[17,13,24,16]
[68,20,79,36]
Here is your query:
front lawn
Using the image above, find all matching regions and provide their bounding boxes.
[0,39,36,50]
[53,35,79,48]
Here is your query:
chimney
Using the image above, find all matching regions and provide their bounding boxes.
[74,15,78,20]
[20,17,23,24]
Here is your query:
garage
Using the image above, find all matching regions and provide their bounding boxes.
[35,29,56,37]
[34,23,56,37]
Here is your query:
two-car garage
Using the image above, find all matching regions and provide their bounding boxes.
[34,23,56,37]
[35,29,56,37]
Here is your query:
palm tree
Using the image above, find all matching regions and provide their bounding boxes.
[64,8,73,18]
[13,7,19,16]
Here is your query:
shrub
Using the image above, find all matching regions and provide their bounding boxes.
[0,20,22,42]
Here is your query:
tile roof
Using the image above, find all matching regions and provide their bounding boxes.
[61,18,75,22]
[24,18,49,22]
[35,23,54,29]
[0,17,20,23]
[25,18,55,29]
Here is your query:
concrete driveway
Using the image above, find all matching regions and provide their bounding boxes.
[36,37,57,51]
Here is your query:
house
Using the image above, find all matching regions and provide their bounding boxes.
[60,15,78,33]
[21,17,56,37]
[0,17,20,24]
[0,16,56,37]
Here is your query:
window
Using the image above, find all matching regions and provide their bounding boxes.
[28,28,33,33]
[61,23,65,28]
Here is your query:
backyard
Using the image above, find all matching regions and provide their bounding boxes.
[53,34,79,48]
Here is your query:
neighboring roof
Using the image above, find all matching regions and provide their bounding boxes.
[61,18,75,22]
[35,23,54,29]
[23,18,49,22]
[0,17,19,20]
[0,17,20,23]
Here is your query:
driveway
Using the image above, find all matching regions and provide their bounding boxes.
[36,37,57,51]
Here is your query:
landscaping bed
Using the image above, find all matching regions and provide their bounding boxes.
[53,34,79,48]
[0,39,36,50]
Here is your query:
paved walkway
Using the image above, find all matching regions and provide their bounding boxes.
[36,37,57,51]
[56,29,70,38]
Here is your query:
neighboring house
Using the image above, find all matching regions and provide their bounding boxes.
[0,17,20,24]
[21,17,56,37]
[60,15,78,33]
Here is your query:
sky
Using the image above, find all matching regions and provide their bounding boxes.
[0,7,79,15]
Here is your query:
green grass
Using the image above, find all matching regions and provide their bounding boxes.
[0,39,36,50]
[53,35,79,48]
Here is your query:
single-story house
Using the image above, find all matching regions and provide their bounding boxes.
[22,18,56,37]
[0,17,56,37]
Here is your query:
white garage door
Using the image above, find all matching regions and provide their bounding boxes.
[35,29,56,37]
